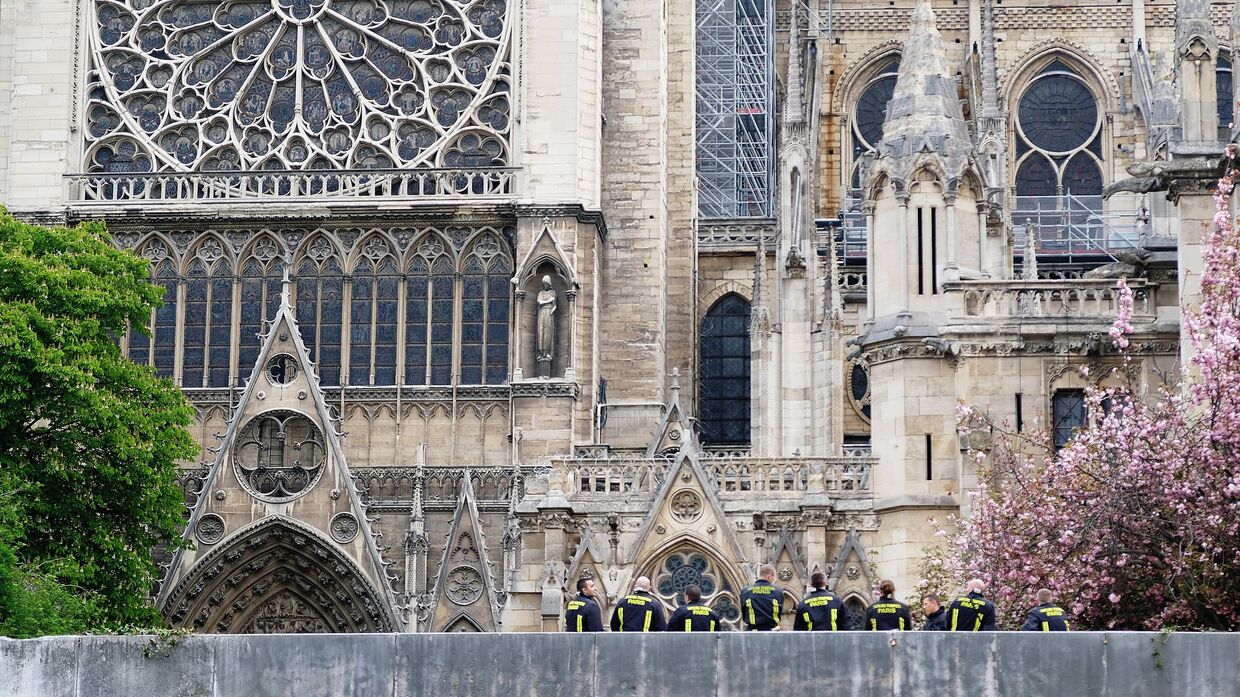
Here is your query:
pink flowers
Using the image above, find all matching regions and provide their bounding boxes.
[924,152,1240,630]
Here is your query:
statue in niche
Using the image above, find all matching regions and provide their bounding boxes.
[535,275,557,378]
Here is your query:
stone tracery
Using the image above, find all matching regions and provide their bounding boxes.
[86,0,511,173]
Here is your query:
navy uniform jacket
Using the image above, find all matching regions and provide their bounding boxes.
[740,579,785,630]
[667,601,721,632]
[610,590,667,632]
[564,593,604,632]
[922,607,948,631]
[947,591,998,631]
[793,588,847,631]
[1020,603,1071,632]
[866,596,913,630]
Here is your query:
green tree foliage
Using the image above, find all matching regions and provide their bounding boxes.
[0,212,198,632]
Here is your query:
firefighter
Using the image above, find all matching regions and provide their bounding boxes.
[866,580,913,630]
[740,564,786,631]
[1020,589,1071,632]
[564,577,604,632]
[947,579,998,631]
[610,576,667,632]
[921,594,948,631]
[792,571,847,631]
[667,584,721,632]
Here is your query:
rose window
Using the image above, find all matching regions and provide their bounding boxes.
[86,0,511,173]
[653,551,740,629]
[234,410,327,502]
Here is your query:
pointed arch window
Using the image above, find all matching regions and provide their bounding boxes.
[1014,62,1103,200]
[129,252,178,379]
[348,239,399,386]
[843,596,868,631]
[295,242,344,386]
[653,551,741,629]
[238,240,285,383]
[1218,55,1233,128]
[459,236,511,385]
[182,240,234,388]
[699,294,751,446]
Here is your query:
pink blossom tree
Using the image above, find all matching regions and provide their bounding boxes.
[922,153,1240,630]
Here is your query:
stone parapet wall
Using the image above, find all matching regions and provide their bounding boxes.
[5,632,1240,697]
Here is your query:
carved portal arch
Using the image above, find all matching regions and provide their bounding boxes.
[163,516,396,633]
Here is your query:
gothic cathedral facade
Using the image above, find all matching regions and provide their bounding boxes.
[0,0,1228,631]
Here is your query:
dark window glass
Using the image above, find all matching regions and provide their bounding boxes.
[152,261,178,378]
[850,361,871,420]
[1219,57,1234,128]
[207,273,233,387]
[855,73,897,149]
[1062,153,1102,197]
[296,253,344,386]
[1052,388,1087,450]
[349,259,374,386]
[374,263,399,385]
[700,294,751,446]
[1018,74,1097,153]
[430,257,454,385]
[405,258,429,385]
[1015,154,1058,198]
[237,256,284,383]
[182,261,208,387]
[844,598,867,631]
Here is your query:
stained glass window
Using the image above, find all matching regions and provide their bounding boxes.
[238,242,285,382]
[129,253,178,379]
[86,0,511,175]
[700,295,751,445]
[296,248,344,386]
[849,60,899,193]
[1218,56,1233,128]
[653,551,739,629]
[405,256,430,385]
[347,242,399,386]
[849,360,871,421]
[1052,389,1087,450]
[844,597,867,631]
[1014,66,1103,198]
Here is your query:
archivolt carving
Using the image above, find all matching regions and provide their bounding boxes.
[86,0,512,173]
[831,40,903,114]
[163,517,396,633]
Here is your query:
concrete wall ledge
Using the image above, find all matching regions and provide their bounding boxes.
[4,632,1239,697]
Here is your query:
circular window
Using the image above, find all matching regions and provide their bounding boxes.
[1018,74,1099,154]
[233,410,326,502]
[266,354,298,384]
[854,74,898,150]
[652,551,739,628]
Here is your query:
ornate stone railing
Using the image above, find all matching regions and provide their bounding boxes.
[353,466,530,511]
[563,455,873,497]
[698,219,777,251]
[950,279,1153,321]
[67,167,519,204]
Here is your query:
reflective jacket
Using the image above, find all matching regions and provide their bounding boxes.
[667,601,721,632]
[922,607,948,631]
[564,594,604,632]
[793,588,847,631]
[740,580,784,630]
[610,591,667,632]
[947,591,997,631]
[1020,603,1070,632]
[866,596,913,631]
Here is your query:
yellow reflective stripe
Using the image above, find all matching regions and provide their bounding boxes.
[870,617,876,630]
[576,615,583,632]
[899,617,905,630]
[1041,621,1048,632]
[643,610,651,632]
[617,607,623,631]
[803,612,812,631]
[950,609,959,631]
[747,599,755,625]
[830,608,837,631]
[1065,621,1071,632]
[973,614,982,631]
[773,599,780,621]
[710,620,716,631]
[685,619,692,632]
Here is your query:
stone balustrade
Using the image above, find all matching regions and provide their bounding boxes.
[563,455,873,497]
[67,167,519,204]
[949,279,1153,321]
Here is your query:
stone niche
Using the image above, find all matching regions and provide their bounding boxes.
[518,260,572,380]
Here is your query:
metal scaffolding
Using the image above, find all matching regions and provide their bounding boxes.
[695,0,774,219]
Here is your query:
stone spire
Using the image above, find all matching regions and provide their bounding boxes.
[872,0,973,184]
[785,0,804,125]
[979,0,1000,121]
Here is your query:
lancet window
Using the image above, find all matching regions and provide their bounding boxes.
[849,58,900,194]
[238,239,286,377]
[699,294,751,446]
[128,245,178,380]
